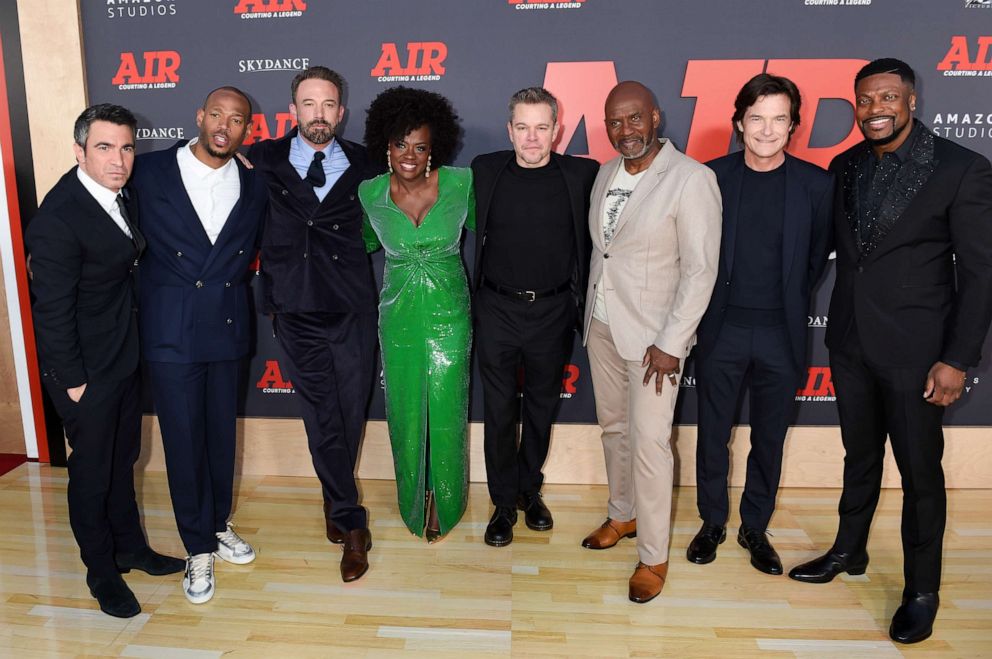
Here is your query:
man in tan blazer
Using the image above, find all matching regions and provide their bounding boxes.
[581,81,721,603]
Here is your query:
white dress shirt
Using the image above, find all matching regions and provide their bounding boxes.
[75,167,132,238]
[176,138,240,244]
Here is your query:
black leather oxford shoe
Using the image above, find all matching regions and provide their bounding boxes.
[890,592,938,644]
[485,506,517,547]
[517,492,553,531]
[737,525,783,575]
[686,523,726,564]
[87,572,140,618]
[788,548,869,583]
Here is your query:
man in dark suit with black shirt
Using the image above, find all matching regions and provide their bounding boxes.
[471,87,599,547]
[789,58,992,644]
[689,74,833,575]
[26,104,183,618]
[247,66,378,581]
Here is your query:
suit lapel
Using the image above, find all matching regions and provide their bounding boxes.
[588,158,617,251]
[200,159,251,274]
[722,154,744,278]
[157,145,214,250]
[269,129,322,211]
[69,172,140,253]
[781,155,801,286]
[611,139,669,242]
[316,137,365,211]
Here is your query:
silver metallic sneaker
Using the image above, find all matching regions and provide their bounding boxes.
[183,552,215,604]
[215,522,256,564]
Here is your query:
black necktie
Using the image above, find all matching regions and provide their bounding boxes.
[305,151,326,187]
[116,194,136,241]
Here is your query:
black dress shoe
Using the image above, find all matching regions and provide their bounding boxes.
[686,523,726,564]
[890,592,938,644]
[788,548,868,583]
[485,506,517,547]
[86,572,140,618]
[737,525,783,575]
[115,546,185,576]
[517,492,553,531]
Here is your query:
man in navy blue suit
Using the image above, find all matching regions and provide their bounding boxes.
[688,74,833,574]
[132,87,267,604]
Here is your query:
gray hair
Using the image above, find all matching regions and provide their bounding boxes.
[73,103,137,147]
[508,87,558,124]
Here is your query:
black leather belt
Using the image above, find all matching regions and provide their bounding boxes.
[482,278,570,302]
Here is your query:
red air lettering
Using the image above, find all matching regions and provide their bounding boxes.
[561,364,580,395]
[112,51,181,85]
[682,58,867,168]
[256,360,293,389]
[796,367,834,397]
[244,112,297,145]
[937,36,992,71]
[508,0,584,2]
[542,61,618,163]
[234,0,307,13]
[371,42,447,76]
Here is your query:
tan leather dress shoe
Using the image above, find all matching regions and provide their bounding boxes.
[581,518,637,549]
[628,561,668,603]
[340,528,372,582]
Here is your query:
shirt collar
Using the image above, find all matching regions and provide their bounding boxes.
[76,166,120,212]
[294,132,338,160]
[177,137,238,177]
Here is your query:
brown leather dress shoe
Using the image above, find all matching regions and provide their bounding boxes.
[628,561,668,603]
[323,502,346,544]
[581,518,637,549]
[340,528,372,582]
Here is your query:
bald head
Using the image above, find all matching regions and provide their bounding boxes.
[604,81,662,171]
[202,86,252,117]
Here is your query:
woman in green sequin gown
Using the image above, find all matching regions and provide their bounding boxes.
[358,88,474,540]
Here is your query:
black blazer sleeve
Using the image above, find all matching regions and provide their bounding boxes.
[808,170,835,287]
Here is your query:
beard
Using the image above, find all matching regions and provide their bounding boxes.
[861,117,912,147]
[616,137,652,160]
[301,119,334,145]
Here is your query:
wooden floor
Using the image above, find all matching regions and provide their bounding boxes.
[0,465,990,657]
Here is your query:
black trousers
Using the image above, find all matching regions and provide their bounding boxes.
[274,312,376,532]
[695,322,798,531]
[831,329,946,594]
[475,287,575,507]
[47,371,146,577]
[147,359,239,555]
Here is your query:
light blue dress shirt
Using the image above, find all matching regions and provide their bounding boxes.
[289,133,350,202]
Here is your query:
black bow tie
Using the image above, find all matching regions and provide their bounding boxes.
[305,151,326,187]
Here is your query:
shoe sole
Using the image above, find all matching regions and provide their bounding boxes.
[628,590,660,604]
[341,564,369,583]
[582,531,636,550]
[485,535,513,547]
[524,520,553,531]
[184,588,214,605]
[788,563,868,583]
[89,589,141,618]
[214,549,256,565]
[889,627,933,644]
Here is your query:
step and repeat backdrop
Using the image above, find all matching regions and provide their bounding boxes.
[80,0,992,425]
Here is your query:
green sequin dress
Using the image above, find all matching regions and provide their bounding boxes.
[358,166,475,537]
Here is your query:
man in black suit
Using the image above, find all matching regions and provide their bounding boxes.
[26,104,183,618]
[247,66,378,581]
[789,58,992,644]
[471,87,599,547]
[689,74,833,574]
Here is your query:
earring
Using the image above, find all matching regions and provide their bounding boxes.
[387,149,393,174]
[425,153,432,179]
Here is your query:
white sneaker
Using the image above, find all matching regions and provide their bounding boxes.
[215,522,256,564]
[183,553,215,604]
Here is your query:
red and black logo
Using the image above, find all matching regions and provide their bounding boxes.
[243,112,297,145]
[234,0,306,19]
[561,364,580,398]
[256,360,295,394]
[795,367,836,402]
[371,42,447,82]
[113,51,181,90]
[508,0,586,9]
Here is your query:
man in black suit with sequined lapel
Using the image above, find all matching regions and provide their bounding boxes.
[789,58,992,644]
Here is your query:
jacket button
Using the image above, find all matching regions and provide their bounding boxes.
[307,220,314,226]
[238,249,244,255]
[225,282,231,288]
[176,251,183,257]
[281,189,289,196]
[725,281,731,286]
[603,253,610,259]
[349,195,355,201]
[857,266,864,273]
[195,280,204,288]
[331,254,339,261]
[332,224,339,230]
[226,318,233,325]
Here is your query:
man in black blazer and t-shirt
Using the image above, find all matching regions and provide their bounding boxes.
[247,66,378,582]
[26,104,183,619]
[789,59,992,644]
[471,87,599,547]
[690,74,833,574]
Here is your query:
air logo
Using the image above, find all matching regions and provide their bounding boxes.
[234,0,306,19]
[112,51,180,90]
[243,113,297,145]
[371,42,447,82]
[542,58,868,168]
[256,360,295,394]
[795,367,836,401]
[938,36,992,76]
[561,365,580,398]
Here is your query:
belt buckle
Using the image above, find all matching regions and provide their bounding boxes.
[523,290,536,302]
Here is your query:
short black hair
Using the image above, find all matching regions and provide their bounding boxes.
[363,86,461,167]
[731,73,802,144]
[73,104,137,147]
[291,66,346,105]
[202,86,253,117]
[855,58,916,88]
